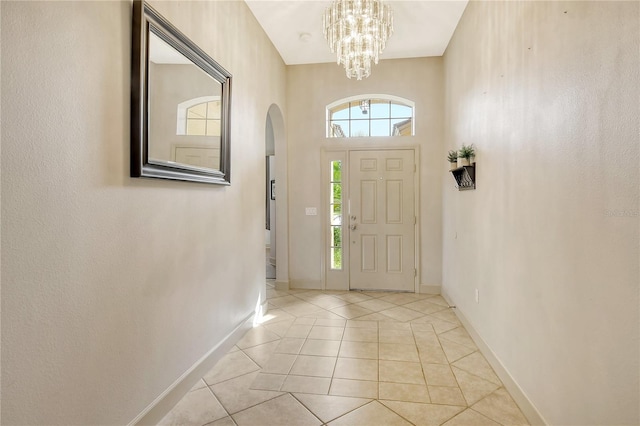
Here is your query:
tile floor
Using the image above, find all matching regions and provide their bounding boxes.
[159,283,529,426]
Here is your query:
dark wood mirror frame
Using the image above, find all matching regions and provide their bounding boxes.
[131,0,232,185]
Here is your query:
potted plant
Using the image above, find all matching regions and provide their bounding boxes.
[447,150,458,170]
[458,144,475,167]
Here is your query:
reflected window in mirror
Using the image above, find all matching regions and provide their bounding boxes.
[176,97,221,136]
[186,101,221,136]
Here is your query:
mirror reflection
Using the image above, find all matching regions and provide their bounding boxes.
[148,32,222,171]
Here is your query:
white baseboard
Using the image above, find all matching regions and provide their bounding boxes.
[289,280,322,290]
[440,289,547,425]
[129,312,255,426]
[419,284,441,294]
[274,280,289,290]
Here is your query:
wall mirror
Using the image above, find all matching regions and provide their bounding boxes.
[131,0,232,185]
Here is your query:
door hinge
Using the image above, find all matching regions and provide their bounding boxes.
[414,268,417,277]
[414,164,417,172]
[414,216,417,225]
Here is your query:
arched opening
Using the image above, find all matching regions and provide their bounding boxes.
[265,113,275,279]
[265,104,288,288]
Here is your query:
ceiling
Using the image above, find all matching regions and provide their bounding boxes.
[244,1,469,66]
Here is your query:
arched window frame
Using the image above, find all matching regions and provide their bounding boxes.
[176,95,221,135]
[326,94,415,138]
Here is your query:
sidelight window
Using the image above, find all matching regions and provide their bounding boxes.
[329,160,343,270]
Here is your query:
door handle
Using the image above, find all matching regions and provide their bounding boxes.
[350,215,357,221]
[350,224,357,231]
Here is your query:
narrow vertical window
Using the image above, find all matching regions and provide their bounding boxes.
[330,160,342,270]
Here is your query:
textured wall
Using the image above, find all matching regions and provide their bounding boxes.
[286,58,444,290]
[1,1,286,424]
[442,1,639,424]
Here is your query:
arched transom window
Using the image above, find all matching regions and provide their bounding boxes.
[327,95,414,138]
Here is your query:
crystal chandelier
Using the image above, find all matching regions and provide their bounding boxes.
[323,0,394,80]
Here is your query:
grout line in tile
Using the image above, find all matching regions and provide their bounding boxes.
[202,417,238,426]
[206,369,261,389]
[204,385,234,422]
[377,400,420,426]
[328,333,346,391]
[447,363,471,407]
[225,392,290,417]
[410,324,431,396]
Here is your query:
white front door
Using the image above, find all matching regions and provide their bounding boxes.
[348,149,416,291]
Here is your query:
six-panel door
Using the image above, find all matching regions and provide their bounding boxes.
[348,150,415,291]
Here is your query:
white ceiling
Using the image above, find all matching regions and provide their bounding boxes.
[244,0,469,65]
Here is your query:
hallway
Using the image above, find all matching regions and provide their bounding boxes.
[159,284,529,425]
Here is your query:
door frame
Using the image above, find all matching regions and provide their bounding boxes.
[321,145,421,293]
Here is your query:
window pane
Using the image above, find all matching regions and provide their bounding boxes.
[330,121,349,138]
[391,118,412,136]
[206,119,221,136]
[207,101,221,118]
[187,103,207,119]
[331,204,342,226]
[370,119,391,136]
[331,183,342,204]
[350,120,369,137]
[331,247,342,270]
[370,100,389,119]
[331,226,342,247]
[330,102,350,120]
[186,119,206,135]
[331,160,342,182]
[349,101,368,119]
[391,103,412,118]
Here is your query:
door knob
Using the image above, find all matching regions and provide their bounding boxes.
[350,215,357,221]
[350,224,357,231]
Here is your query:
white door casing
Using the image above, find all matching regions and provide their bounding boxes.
[348,149,416,291]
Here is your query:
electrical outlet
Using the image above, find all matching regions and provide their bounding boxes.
[475,288,480,303]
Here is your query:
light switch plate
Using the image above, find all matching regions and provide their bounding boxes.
[305,207,317,216]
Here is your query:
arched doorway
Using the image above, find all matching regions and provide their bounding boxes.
[265,104,288,288]
[265,113,275,279]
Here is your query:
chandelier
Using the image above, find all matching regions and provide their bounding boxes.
[323,0,394,80]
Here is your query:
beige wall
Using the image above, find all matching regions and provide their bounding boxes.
[1,1,286,424]
[442,1,639,424]
[286,58,444,290]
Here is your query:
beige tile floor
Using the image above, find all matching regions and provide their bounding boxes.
[159,283,529,426]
